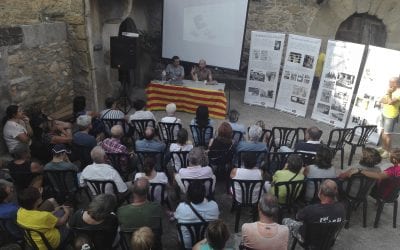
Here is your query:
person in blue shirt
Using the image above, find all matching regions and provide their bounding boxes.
[0,180,22,241]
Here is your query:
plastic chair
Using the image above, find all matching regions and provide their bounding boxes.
[106,152,132,181]
[0,218,24,247]
[18,223,55,250]
[273,180,305,220]
[43,170,80,205]
[265,152,296,175]
[148,182,169,207]
[231,179,264,232]
[176,222,209,250]
[373,177,400,228]
[270,127,298,151]
[130,119,156,139]
[296,127,307,143]
[247,127,272,145]
[305,177,338,204]
[181,178,214,199]
[170,151,191,172]
[83,179,119,198]
[237,150,267,169]
[327,128,353,169]
[342,173,375,228]
[291,221,346,250]
[158,122,182,145]
[232,130,243,145]
[135,151,166,172]
[344,125,377,165]
[189,125,214,148]
[101,118,129,137]
[72,227,117,250]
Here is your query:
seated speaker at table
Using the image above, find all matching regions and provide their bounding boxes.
[191,59,213,82]
[165,55,185,80]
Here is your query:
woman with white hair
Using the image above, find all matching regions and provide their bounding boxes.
[235,125,268,167]
[160,103,182,140]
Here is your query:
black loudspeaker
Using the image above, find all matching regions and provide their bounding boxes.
[110,36,137,70]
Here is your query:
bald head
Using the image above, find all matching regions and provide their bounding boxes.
[111,125,123,138]
[133,177,150,198]
[319,179,338,199]
[144,127,155,140]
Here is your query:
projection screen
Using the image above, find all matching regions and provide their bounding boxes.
[162,0,249,70]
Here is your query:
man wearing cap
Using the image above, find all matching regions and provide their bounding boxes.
[44,144,79,172]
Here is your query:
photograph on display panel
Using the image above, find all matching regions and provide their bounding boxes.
[317,103,330,115]
[336,73,355,89]
[303,55,315,69]
[249,69,266,82]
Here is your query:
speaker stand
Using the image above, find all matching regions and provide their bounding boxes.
[117,70,132,114]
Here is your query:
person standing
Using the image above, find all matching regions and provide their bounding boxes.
[165,56,185,80]
[379,77,400,158]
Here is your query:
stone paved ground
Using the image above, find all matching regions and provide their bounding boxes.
[128,85,400,250]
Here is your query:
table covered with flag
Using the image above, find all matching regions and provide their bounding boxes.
[146,80,227,119]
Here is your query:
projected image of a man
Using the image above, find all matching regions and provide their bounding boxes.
[191,59,213,82]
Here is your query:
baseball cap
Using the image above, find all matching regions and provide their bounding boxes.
[52,144,71,154]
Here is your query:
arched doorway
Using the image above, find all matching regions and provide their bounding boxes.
[335,13,386,46]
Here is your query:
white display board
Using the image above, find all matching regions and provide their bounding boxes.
[275,34,321,117]
[311,40,365,127]
[244,31,286,108]
[347,46,400,144]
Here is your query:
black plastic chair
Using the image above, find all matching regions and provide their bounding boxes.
[237,150,267,169]
[190,125,214,148]
[181,178,214,199]
[130,119,157,139]
[273,180,305,220]
[83,179,119,198]
[291,221,346,250]
[231,179,264,232]
[298,152,317,166]
[0,218,24,247]
[247,127,272,144]
[158,122,182,145]
[18,223,55,250]
[208,148,234,190]
[344,125,377,165]
[265,152,296,175]
[296,127,307,143]
[305,177,338,204]
[135,151,166,172]
[106,152,132,181]
[148,182,169,206]
[101,118,129,137]
[170,151,191,172]
[177,222,209,250]
[270,127,299,152]
[373,177,400,228]
[43,169,80,205]
[342,173,375,228]
[232,130,243,145]
[327,128,353,169]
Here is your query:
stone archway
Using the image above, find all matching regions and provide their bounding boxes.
[308,0,400,50]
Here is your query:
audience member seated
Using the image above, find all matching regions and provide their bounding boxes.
[175,147,216,194]
[129,99,156,122]
[231,152,264,204]
[134,157,168,202]
[131,226,155,250]
[346,148,400,201]
[279,126,322,153]
[190,105,215,144]
[44,144,79,172]
[41,116,73,147]
[8,144,43,190]
[117,178,162,232]
[208,122,234,160]
[339,147,382,197]
[17,186,72,249]
[242,193,289,250]
[170,128,194,172]
[191,59,213,82]
[100,97,125,120]
[73,115,97,149]
[304,146,337,201]
[160,103,182,139]
[283,180,345,244]
[165,56,185,81]
[228,109,246,137]
[69,194,119,249]
[0,180,22,240]
[2,105,33,154]
[235,125,268,167]
[270,154,305,204]
[135,127,166,152]
[101,125,133,173]
[79,146,128,196]
[193,220,231,250]
[73,96,99,120]
[174,180,219,249]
